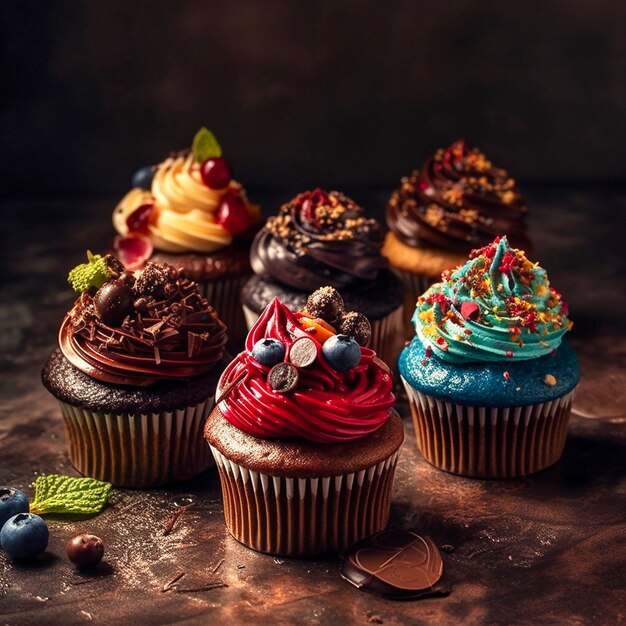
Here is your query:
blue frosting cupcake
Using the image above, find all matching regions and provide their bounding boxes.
[399,236,580,478]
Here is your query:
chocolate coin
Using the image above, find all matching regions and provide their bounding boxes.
[289,337,318,368]
[268,363,299,393]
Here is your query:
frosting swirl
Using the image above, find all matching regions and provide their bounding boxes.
[412,237,572,364]
[386,141,530,254]
[250,189,387,291]
[113,153,260,253]
[60,260,227,386]
[218,297,395,443]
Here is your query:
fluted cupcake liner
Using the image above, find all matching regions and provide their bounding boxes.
[402,378,577,478]
[209,446,400,557]
[393,269,437,339]
[199,275,250,347]
[242,304,404,372]
[59,397,214,488]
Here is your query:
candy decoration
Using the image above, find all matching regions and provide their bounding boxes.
[288,337,318,368]
[268,363,299,394]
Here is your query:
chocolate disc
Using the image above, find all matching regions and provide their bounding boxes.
[268,363,299,394]
[340,529,445,599]
[289,337,318,368]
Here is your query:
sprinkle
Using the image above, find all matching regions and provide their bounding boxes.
[544,374,557,386]
[506,350,513,358]
[503,371,510,381]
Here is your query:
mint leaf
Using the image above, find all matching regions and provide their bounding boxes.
[68,251,114,293]
[192,127,222,162]
[30,474,112,516]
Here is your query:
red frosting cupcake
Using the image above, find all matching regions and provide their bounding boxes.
[204,291,404,557]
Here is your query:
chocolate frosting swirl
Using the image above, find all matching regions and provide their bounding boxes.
[250,189,387,291]
[60,261,227,387]
[386,141,531,254]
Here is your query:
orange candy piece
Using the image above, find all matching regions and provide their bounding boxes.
[297,313,337,344]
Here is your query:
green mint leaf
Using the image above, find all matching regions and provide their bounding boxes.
[30,474,112,516]
[192,127,222,162]
[68,251,114,293]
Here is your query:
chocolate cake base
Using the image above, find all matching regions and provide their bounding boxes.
[205,408,404,557]
[42,350,226,487]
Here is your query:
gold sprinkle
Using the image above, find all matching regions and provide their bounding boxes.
[544,374,557,387]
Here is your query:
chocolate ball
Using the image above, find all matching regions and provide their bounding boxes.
[94,280,133,326]
[134,262,169,297]
[337,311,371,347]
[305,286,345,322]
[66,534,104,568]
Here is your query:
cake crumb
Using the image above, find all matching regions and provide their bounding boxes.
[544,374,557,386]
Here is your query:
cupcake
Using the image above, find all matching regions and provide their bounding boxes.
[241,188,404,367]
[112,127,260,346]
[384,140,531,334]
[399,236,579,478]
[205,292,404,557]
[42,252,228,488]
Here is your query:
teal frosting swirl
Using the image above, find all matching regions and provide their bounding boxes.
[412,236,572,364]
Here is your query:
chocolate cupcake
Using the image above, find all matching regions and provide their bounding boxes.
[112,128,260,347]
[399,237,579,478]
[205,296,404,557]
[42,252,228,488]
[384,140,531,335]
[241,189,404,367]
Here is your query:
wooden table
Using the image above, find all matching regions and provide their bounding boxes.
[1,189,624,625]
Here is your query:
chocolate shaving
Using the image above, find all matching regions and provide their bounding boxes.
[161,572,186,592]
[175,582,228,593]
[215,371,247,405]
[163,502,196,536]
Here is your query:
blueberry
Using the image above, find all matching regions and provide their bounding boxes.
[131,165,155,190]
[0,513,49,559]
[252,338,286,366]
[322,334,362,371]
[0,487,29,531]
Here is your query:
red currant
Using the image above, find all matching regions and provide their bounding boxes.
[216,191,254,236]
[126,203,154,234]
[200,157,232,189]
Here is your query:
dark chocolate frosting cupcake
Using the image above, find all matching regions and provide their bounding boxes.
[386,140,531,254]
[242,189,404,367]
[42,252,228,487]
[251,188,387,290]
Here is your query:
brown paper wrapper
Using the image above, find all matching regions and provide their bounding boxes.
[199,275,249,347]
[209,446,400,557]
[242,304,404,372]
[59,396,214,488]
[402,378,577,478]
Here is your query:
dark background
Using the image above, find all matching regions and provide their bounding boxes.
[1,0,625,199]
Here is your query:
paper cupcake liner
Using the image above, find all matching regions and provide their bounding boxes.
[59,396,214,488]
[402,378,577,478]
[242,304,404,372]
[393,269,436,339]
[199,275,250,347]
[209,446,400,557]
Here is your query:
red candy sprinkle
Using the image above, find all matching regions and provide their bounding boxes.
[503,371,510,381]
[460,301,480,320]
[506,350,514,358]
[498,251,517,273]
[126,203,154,234]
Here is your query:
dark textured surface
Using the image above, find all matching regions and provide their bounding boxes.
[0,189,625,625]
[241,269,404,320]
[42,349,226,413]
[1,2,625,197]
